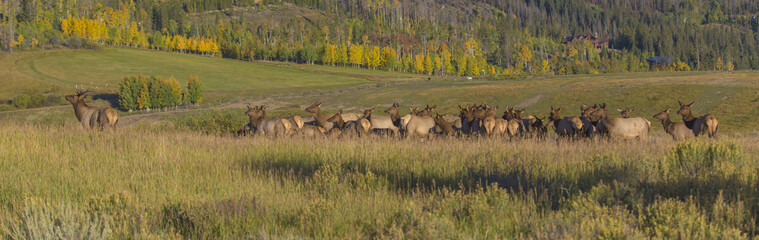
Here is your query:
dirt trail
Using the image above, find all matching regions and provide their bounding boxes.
[514,95,542,109]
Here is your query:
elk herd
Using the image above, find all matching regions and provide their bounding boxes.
[239,100,720,141]
[62,88,720,141]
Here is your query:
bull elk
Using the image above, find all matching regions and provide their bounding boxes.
[677,100,719,138]
[65,88,118,130]
[653,108,694,141]
[588,104,650,140]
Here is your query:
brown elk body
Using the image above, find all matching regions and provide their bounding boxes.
[305,102,335,131]
[549,106,584,138]
[329,109,371,138]
[434,114,459,136]
[401,106,436,138]
[653,108,694,141]
[458,104,483,134]
[589,104,650,140]
[361,105,399,135]
[677,101,718,138]
[245,105,291,137]
[65,89,118,130]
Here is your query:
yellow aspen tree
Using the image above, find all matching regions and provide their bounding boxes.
[349,44,364,67]
[369,46,381,69]
[423,53,433,74]
[414,54,425,73]
[322,44,337,65]
[61,17,72,36]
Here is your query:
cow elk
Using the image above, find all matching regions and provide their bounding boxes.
[548,106,584,138]
[245,105,291,137]
[65,87,118,130]
[617,108,634,118]
[364,106,400,136]
[401,107,436,138]
[677,100,719,138]
[653,108,694,141]
[588,104,649,140]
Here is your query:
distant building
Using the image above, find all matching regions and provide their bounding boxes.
[561,33,609,49]
[646,56,672,69]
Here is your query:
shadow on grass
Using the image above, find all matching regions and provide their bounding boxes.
[92,93,119,107]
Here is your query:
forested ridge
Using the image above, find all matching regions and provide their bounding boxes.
[1,0,757,76]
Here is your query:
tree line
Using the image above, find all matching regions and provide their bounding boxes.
[1,0,756,75]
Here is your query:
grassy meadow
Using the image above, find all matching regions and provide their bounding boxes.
[1,122,759,238]
[2,48,759,238]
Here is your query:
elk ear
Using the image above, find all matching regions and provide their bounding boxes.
[556,106,562,111]
[431,105,436,109]
[338,109,343,114]
[409,107,413,112]
[261,106,266,111]
[370,107,376,111]
[582,104,588,110]
[601,103,607,109]
[688,101,694,106]
[247,105,253,110]
[616,108,623,113]
[629,107,634,112]
[666,108,671,113]
[678,100,683,106]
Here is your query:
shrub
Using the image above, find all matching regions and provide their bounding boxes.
[172,109,246,135]
[2,199,111,240]
[11,93,60,109]
[665,141,742,179]
[185,74,203,104]
[119,75,185,111]
[12,95,32,109]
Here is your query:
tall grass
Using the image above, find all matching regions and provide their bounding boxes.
[1,122,758,238]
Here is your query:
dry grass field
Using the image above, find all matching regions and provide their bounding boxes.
[1,121,759,238]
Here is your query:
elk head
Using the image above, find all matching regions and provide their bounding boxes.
[327,109,343,123]
[549,106,562,122]
[617,107,634,118]
[580,104,596,119]
[588,103,608,121]
[514,108,525,119]
[676,100,694,117]
[653,108,671,121]
[305,101,323,114]
[409,106,421,115]
[65,87,93,105]
[246,105,266,119]
[360,107,375,118]
[459,104,475,122]
[385,103,400,116]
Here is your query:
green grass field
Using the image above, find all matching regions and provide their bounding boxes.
[2,48,759,238]
[14,48,371,90]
